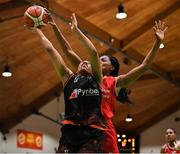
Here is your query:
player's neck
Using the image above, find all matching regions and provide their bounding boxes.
[168,141,175,148]
[76,70,92,76]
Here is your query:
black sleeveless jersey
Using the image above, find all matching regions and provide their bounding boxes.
[64,74,104,126]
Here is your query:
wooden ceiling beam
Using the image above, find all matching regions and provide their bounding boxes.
[26,0,180,88]
[26,0,48,8]
[0,0,178,133]
[122,48,180,86]
[47,0,121,50]
[135,100,180,133]
[49,1,180,87]
[137,74,158,81]
[99,47,180,85]
[0,0,29,11]
[0,0,29,22]
[28,0,180,49]
[122,0,180,51]
[0,84,62,132]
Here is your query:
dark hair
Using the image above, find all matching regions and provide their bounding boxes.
[108,55,132,104]
[167,128,176,134]
[108,55,119,76]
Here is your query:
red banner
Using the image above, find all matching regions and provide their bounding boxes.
[17,129,43,150]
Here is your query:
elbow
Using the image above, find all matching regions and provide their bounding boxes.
[141,63,150,71]
[44,44,53,52]
[91,51,99,60]
[41,39,54,52]
[92,47,98,54]
[91,49,98,57]
[45,46,53,52]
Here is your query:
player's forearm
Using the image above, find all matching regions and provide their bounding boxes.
[51,24,72,53]
[51,24,82,66]
[35,28,68,80]
[35,28,54,52]
[117,37,161,87]
[142,37,161,68]
[74,27,97,54]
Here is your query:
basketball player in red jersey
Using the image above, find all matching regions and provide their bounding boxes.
[161,128,180,154]
[47,11,168,153]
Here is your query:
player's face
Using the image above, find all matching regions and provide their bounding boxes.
[165,129,176,142]
[77,61,92,74]
[100,55,113,74]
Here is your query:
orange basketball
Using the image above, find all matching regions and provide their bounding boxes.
[24,5,49,28]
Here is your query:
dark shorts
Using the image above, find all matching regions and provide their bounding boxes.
[57,124,104,153]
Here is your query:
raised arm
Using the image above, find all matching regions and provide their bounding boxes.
[33,28,73,85]
[70,13,102,83]
[46,10,82,69]
[116,20,168,88]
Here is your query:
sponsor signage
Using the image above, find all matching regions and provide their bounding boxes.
[17,129,43,150]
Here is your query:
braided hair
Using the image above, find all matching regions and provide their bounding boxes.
[108,55,131,103]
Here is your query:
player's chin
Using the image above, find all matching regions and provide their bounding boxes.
[80,68,88,72]
[167,138,172,142]
[78,68,91,75]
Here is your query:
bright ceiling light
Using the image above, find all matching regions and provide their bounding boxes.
[2,66,12,77]
[125,114,133,122]
[116,5,127,19]
[159,43,164,48]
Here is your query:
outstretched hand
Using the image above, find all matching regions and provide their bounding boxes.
[69,13,78,30]
[153,20,168,41]
[43,8,55,26]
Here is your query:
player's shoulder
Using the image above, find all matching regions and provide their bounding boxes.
[160,144,166,153]
[103,75,115,80]
[162,144,166,148]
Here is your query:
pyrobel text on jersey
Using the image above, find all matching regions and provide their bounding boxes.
[77,88,99,96]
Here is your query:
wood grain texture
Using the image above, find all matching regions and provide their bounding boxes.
[0,0,179,133]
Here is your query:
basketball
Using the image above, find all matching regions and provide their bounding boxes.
[24,5,49,28]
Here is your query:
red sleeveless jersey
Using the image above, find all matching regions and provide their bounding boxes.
[101,76,116,119]
[165,143,180,154]
[101,76,119,153]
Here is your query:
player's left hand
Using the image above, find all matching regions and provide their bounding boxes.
[153,20,168,41]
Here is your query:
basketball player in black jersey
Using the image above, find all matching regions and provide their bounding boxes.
[30,28,105,153]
